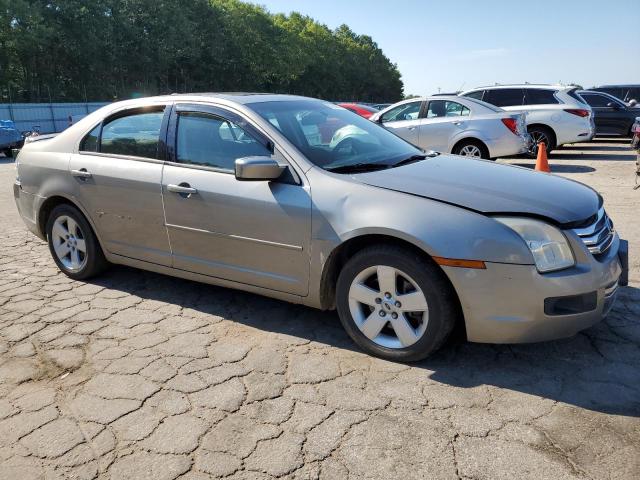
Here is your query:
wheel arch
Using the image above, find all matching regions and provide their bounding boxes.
[37,195,103,251]
[318,233,465,336]
[527,123,557,148]
[450,137,490,158]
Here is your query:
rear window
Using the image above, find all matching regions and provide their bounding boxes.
[627,88,640,102]
[483,88,524,107]
[524,89,559,105]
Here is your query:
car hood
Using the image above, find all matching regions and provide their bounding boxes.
[353,155,599,225]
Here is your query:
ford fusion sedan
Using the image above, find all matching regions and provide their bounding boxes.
[13,94,628,361]
[369,96,530,159]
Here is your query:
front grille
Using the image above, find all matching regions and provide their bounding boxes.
[572,207,614,255]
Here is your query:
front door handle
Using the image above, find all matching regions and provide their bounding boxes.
[167,183,198,195]
[408,126,417,131]
[453,121,463,126]
[71,168,92,178]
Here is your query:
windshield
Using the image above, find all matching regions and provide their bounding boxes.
[249,100,422,171]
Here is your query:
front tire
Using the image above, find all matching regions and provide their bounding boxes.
[2,148,12,158]
[336,245,459,362]
[46,204,108,280]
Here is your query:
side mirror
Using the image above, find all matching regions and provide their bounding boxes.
[235,156,285,181]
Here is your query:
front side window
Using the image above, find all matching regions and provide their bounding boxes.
[249,100,421,172]
[176,112,271,171]
[100,111,164,158]
[581,94,615,108]
[380,101,422,122]
[525,89,559,105]
[426,100,470,118]
[484,88,524,107]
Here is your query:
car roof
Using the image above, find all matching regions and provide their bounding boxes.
[134,92,323,105]
[466,84,575,91]
[594,84,639,88]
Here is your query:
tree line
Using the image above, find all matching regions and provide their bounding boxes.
[0,0,404,103]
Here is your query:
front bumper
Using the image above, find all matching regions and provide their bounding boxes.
[443,234,625,344]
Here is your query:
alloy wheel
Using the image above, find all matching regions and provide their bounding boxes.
[458,144,482,157]
[51,215,88,272]
[529,131,549,155]
[348,265,429,349]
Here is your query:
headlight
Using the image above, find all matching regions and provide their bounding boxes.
[494,217,575,273]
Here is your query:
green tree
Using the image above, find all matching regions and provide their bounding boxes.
[0,0,403,102]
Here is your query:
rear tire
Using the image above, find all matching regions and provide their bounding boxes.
[526,126,556,158]
[452,139,489,159]
[46,204,108,280]
[336,245,459,362]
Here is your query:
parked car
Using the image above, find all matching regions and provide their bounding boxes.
[14,94,627,361]
[337,103,379,119]
[592,84,640,105]
[459,84,595,156]
[577,90,640,137]
[369,95,530,159]
[0,120,24,157]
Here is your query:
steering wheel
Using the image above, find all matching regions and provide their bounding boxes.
[333,136,363,156]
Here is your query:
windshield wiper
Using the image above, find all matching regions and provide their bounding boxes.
[325,162,390,174]
[392,152,438,168]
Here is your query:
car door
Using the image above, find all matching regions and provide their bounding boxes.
[378,101,423,146]
[69,106,172,266]
[581,93,629,135]
[417,100,470,152]
[161,103,311,295]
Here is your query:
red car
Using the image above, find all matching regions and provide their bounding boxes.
[337,103,379,119]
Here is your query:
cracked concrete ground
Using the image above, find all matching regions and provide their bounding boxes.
[0,139,638,479]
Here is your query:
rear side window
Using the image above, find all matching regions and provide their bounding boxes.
[463,90,484,101]
[524,89,559,105]
[101,111,164,158]
[80,125,100,152]
[426,100,470,118]
[176,112,271,171]
[483,88,524,107]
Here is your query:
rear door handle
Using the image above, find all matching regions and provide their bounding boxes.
[453,121,463,126]
[408,126,417,131]
[167,183,198,195]
[71,168,92,178]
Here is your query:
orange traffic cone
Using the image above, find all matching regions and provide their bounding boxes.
[535,142,550,172]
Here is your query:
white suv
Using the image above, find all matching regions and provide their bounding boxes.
[459,84,595,156]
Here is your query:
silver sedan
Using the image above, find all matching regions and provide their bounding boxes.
[13,94,627,361]
[369,95,531,159]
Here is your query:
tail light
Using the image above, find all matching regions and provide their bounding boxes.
[501,118,519,135]
[564,109,590,117]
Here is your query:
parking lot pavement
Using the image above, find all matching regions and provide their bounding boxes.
[0,141,638,480]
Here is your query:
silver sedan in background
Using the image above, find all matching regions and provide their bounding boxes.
[369,95,531,159]
[13,94,627,361]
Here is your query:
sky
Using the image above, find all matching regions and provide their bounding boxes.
[256,0,640,96]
